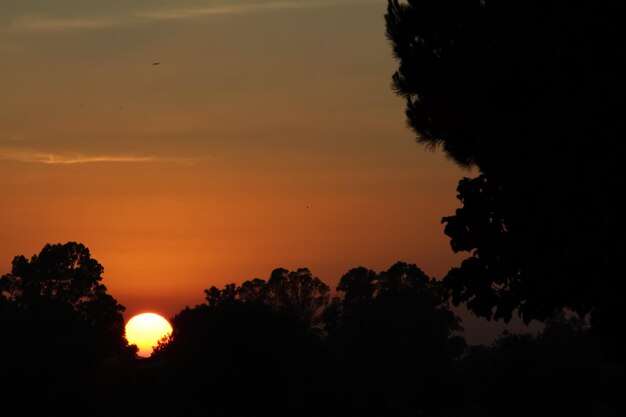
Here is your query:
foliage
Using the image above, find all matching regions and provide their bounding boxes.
[0,242,133,413]
[203,267,330,330]
[0,242,130,357]
[326,262,466,415]
[2,252,622,415]
[455,311,623,416]
[386,0,625,344]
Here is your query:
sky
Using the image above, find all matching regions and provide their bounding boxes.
[1,0,532,343]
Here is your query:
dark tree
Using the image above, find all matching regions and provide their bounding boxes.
[0,242,130,357]
[337,266,377,310]
[327,262,465,415]
[237,277,266,303]
[454,311,623,416]
[263,267,330,330]
[204,282,237,307]
[386,0,625,344]
[151,269,333,416]
[0,242,133,413]
[203,267,330,330]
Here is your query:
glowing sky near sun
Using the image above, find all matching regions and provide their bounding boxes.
[0,1,469,322]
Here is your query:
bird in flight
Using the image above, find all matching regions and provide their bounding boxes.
[152,62,160,65]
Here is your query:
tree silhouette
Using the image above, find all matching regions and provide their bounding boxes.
[203,267,330,330]
[0,242,133,413]
[263,267,330,330]
[0,242,129,357]
[327,262,465,415]
[386,0,625,345]
[151,269,333,416]
[454,310,623,416]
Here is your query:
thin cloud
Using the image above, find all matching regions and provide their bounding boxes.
[34,155,157,165]
[135,1,313,21]
[9,15,130,32]
[0,148,191,165]
[7,0,376,33]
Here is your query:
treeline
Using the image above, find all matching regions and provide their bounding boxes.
[143,265,622,417]
[1,243,621,416]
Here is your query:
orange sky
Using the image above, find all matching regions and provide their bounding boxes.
[0,1,481,327]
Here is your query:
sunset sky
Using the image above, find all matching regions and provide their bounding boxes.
[0,0,522,339]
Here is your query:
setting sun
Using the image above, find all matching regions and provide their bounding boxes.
[125,313,173,357]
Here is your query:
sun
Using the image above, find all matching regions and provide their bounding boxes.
[125,312,173,357]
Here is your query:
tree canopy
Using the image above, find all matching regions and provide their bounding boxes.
[0,242,130,359]
[203,267,330,330]
[386,0,625,344]
[0,242,133,413]
[325,262,465,415]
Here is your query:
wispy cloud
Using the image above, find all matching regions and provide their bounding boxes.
[9,15,128,32]
[1,135,26,142]
[27,154,157,165]
[135,1,312,21]
[7,0,375,33]
[0,148,191,165]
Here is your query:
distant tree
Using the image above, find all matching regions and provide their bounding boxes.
[455,310,623,416]
[237,278,266,303]
[263,267,330,330]
[331,262,462,340]
[153,270,333,416]
[386,0,625,344]
[204,282,237,307]
[328,262,465,415]
[337,266,377,310]
[202,268,330,330]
